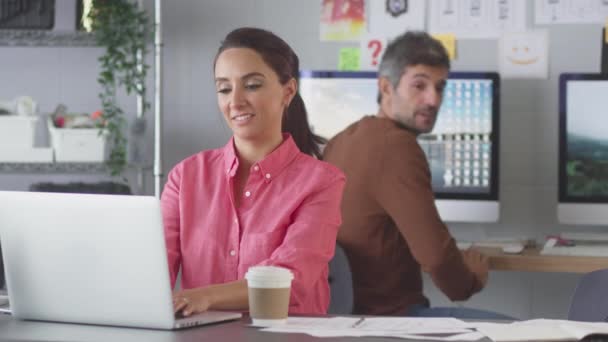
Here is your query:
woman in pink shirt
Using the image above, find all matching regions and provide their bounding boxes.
[162,27,345,317]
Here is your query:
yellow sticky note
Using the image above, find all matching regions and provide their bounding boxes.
[432,33,457,60]
[338,48,360,71]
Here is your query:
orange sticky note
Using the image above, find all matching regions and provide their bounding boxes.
[432,33,456,60]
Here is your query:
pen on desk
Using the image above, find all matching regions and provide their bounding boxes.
[351,317,365,328]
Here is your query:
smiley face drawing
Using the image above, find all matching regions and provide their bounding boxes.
[506,40,539,65]
[499,31,549,79]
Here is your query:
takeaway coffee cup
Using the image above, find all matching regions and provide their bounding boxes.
[245,266,294,326]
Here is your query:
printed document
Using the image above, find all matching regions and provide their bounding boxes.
[470,319,608,342]
[261,317,484,341]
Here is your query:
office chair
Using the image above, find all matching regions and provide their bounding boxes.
[327,244,353,314]
[568,268,608,322]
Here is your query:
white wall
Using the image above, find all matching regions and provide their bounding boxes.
[1,0,607,319]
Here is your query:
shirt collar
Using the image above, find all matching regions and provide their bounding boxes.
[222,134,300,181]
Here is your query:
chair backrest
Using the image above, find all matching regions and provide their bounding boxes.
[328,244,353,314]
[568,268,608,322]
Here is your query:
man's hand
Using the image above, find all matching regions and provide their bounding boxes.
[461,248,489,288]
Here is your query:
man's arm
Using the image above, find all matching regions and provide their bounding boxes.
[373,134,488,300]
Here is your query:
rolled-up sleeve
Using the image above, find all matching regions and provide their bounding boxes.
[374,135,486,301]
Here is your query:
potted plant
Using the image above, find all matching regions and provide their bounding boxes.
[87,0,152,176]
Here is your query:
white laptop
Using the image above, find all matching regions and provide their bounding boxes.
[0,191,242,329]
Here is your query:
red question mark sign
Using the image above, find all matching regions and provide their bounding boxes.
[367,39,382,66]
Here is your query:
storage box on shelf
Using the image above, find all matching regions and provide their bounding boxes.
[0,116,53,162]
[0,116,37,147]
[47,117,107,163]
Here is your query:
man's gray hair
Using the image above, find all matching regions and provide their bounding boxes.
[377,31,450,103]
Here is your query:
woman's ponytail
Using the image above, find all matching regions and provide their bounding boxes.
[282,93,326,159]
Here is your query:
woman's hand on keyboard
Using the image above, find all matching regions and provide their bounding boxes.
[172,279,248,316]
[173,288,212,317]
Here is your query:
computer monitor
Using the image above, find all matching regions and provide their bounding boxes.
[300,70,500,222]
[299,71,378,139]
[558,73,608,225]
[418,72,500,222]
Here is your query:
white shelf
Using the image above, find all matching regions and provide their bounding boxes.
[0,162,107,173]
[0,163,151,174]
[0,30,97,47]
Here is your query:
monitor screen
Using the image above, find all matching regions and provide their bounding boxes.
[420,72,500,222]
[419,73,500,200]
[299,71,378,139]
[300,70,500,222]
[558,73,608,225]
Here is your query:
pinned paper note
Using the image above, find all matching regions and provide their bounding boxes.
[360,36,387,71]
[535,0,608,24]
[320,0,366,41]
[432,33,456,60]
[429,0,527,39]
[338,48,360,71]
[499,30,548,79]
[368,0,426,40]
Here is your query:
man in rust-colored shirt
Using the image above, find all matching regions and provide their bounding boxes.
[324,31,490,317]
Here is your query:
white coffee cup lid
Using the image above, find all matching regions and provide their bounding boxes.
[245,266,294,282]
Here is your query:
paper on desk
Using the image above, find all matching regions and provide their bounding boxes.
[405,332,486,341]
[261,317,483,340]
[470,319,608,342]
[358,316,473,333]
[265,329,485,341]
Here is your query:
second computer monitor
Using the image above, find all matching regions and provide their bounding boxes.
[299,70,500,222]
[558,73,608,225]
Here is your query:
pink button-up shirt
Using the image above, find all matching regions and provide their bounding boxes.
[161,135,345,314]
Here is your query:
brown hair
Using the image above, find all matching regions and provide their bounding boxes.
[214,27,326,159]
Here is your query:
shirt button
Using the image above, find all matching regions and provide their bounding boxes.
[253,165,259,171]
[245,191,251,197]
[265,173,271,179]
[229,250,236,256]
